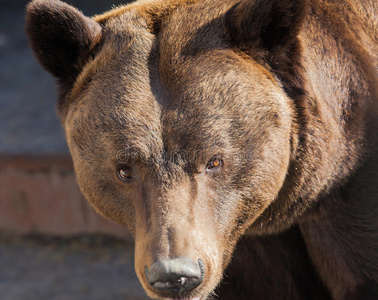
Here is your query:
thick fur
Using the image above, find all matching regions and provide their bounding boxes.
[25,0,378,299]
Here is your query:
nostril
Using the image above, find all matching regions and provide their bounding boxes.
[145,258,205,292]
[178,277,188,285]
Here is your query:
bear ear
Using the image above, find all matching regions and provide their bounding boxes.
[25,0,101,90]
[226,0,308,53]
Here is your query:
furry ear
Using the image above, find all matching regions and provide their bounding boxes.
[226,0,308,99]
[226,0,308,53]
[25,0,101,89]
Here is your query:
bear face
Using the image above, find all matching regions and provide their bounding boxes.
[28,0,378,299]
[25,0,304,298]
[62,8,294,297]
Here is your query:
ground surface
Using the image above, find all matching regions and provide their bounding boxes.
[0,235,147,300]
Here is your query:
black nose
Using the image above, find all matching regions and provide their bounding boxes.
[145,258,204,292]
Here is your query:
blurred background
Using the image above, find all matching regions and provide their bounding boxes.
[0,0,146,299]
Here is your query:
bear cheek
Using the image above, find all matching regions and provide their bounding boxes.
[76,167,137,232]
[66,146,137,232]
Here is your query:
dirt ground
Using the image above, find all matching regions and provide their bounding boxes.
[0,235,147,300]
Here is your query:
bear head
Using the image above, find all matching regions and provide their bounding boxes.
[26,0,307,298]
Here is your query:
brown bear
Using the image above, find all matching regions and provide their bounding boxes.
[25,0,377,299]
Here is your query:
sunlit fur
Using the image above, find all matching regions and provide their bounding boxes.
[26,0,377,299]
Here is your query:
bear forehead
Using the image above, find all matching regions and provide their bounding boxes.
[66,0,282,163]
[70,0,273,113]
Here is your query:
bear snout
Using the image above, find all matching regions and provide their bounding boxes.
[145,257,205,293]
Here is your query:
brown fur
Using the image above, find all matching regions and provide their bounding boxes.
[25,0,378,299]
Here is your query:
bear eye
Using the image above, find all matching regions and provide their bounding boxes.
[118,167,133,181]
[206,157,223,171]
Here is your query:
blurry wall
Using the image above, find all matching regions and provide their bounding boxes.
[0,0,133,239]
